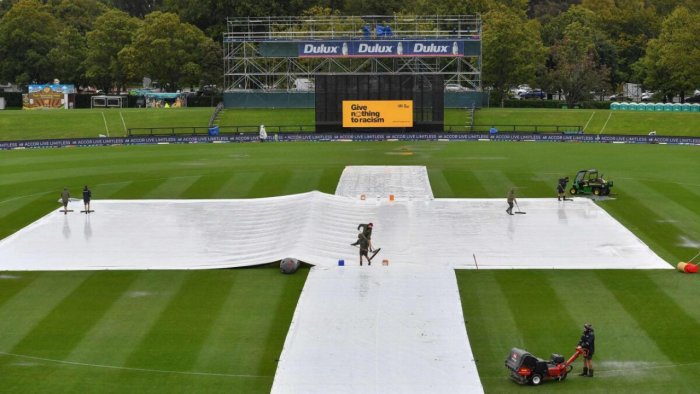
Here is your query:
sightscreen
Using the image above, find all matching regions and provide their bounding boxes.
[315,74,444,132]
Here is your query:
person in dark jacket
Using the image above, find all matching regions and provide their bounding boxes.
[82,186,92,213]
[578,323,595,377]
[351,222,373,251]
[557,177,569,201]
[359,236,371,266]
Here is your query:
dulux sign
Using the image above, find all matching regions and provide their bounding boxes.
[299,40,465,57]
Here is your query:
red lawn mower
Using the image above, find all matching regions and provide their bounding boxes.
[505,346,585,385]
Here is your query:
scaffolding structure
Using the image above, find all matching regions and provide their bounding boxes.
[223,15,482,92]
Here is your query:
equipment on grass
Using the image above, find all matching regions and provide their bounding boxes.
[676,251,700,274]
[514,201,526,214]
[505,346,586,386]
[569,169,613,196]
[280,257,300,274]
[677,262,698,273]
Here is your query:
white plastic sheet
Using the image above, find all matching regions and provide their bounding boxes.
[335,165,434,201]
[0,193,670,271]
[271,265,483,394]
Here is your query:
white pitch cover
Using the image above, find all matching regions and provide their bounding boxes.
[335,165,434,200]
[271,266,482,394]
[0,193,671,271]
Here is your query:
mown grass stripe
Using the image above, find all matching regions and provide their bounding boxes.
[65,271,189,367]
[0,199,55,241]
[248,170,292,198]
[0,273,38,311]
[456,270,524,378]
[441,169,488,197]
[282,169,323,195]
[180,174,227,199]
[604,184,690,263]
[502,170,554,198]
[0,273,91,353]
[0,192,47,221]
[596,271,700,365]
[137,176,194,199]
[427,168,452,197]
[191,267,307,376]
[553,271,679,372]
[473,170,513,197]
[493,271,578,354]
[255,269,310,376]
[640,179,700,237]
[211,171,264,199]
[317,167,342,194]
[89,180,132,199]
[108,179,165,200]
[122,271,234,372]
[9,272,138,360]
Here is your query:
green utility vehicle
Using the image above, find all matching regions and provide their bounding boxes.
[569,169,613,196]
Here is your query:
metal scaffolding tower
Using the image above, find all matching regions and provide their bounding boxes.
[223,15,482,92]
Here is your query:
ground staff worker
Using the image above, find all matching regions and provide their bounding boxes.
[578,323,595,377]
[506,188,516,215]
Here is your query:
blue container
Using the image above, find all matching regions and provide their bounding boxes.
[672,103,682,112]
[338,259,345,266]
[663,103,673,112]
[610,102,620,110]
[682,103,692,112]
[655,103,664,111]
[691,104,700,112]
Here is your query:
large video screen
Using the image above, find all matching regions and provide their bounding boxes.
[315,74,444,132]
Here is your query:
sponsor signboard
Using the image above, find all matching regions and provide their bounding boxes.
[342,100,413,128]
[299,40,465,58]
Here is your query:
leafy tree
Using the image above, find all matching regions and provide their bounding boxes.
[50,0,109,34]
[404,0,515,16]
[637,7,700,100]
[541,6,615,93]
[528,0,577,22]
[48,26,88,86]
[103,0,162,18]
[120,11,220,91]
[84,9,141,92]
[544,21,610,106]
[0,0,20,18]
[581,0,660,85]
[0,0,62,86]
[651,0,700,16]
[481,5,546,104]
[342,0,404,15]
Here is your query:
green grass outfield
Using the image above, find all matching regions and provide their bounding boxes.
[1,141,700,393]
[1,107,700,140]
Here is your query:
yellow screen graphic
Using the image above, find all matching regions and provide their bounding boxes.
[342,100,413,128]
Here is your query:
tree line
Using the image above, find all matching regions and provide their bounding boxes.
[0,0,698,105]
